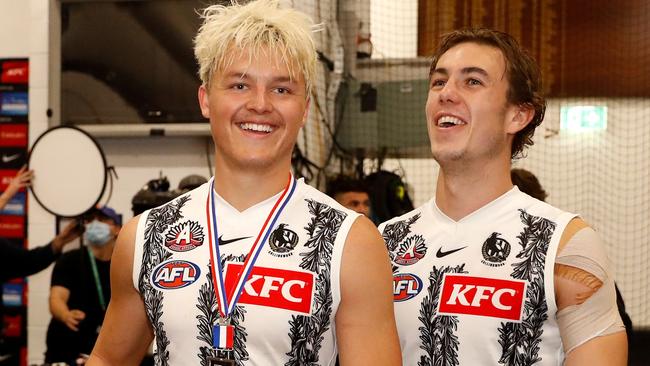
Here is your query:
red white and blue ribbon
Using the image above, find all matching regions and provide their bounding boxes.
[206,173,296,348]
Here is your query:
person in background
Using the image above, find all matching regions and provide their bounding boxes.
[380,28,626,365]
[87,1,400,365]
[0,166,32,211]
[0,168,80,365]
[0,167,80,281]
[326,175,372,218]
[510,167,547,201]
[44,206,122,365]
[326,174,373,366]
[511,167,634,346]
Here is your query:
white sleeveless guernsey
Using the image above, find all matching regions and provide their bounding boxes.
[133,178,359,366]
[379,187,576,366]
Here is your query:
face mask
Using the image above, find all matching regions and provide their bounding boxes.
[84,220,113,246]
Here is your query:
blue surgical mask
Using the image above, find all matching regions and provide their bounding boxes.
[84,220,113,246]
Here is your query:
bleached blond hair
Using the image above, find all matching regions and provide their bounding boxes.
[194,0,318,95]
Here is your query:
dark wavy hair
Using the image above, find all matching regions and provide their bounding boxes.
[429,28,546,159]
[326,175,368,198]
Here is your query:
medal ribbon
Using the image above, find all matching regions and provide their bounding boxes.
[206,173,297,319]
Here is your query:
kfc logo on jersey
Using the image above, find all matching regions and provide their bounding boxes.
[224,263,314,315]
[151,260,201,289]
[164,221,205,252]
[393,273,423,302]
[438,274,526,321]
[394,234,427,265]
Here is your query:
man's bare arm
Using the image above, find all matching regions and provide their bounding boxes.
[50,285,85,332]
[564,332,627,366]
[87,216,153,365]
[336,216,402,366]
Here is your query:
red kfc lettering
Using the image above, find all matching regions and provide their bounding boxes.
[243,274,264,296]
[258,276,283,298]
[243,275,307,303]
[438,274,526,321]
[446,284,474,306]
[282,280,307,303]
[225,263,314,314]
[492,288,517,310]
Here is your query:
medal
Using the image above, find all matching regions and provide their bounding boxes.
[206,345,235,365]
[206,174,296,357]
[207,355,236,366]
[207,349,236,366]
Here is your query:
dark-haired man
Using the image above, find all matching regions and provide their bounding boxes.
[326,175,371,218]
[380,28,626,365]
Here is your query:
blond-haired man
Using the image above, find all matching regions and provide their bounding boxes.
[88,1,400,365]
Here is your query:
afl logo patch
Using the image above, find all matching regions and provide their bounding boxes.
[395,234,427,265]
[393,273,423,302]
[481,232,511,267]
[151,260,201,289]
[268,224,299,258]
[164,221,205,252]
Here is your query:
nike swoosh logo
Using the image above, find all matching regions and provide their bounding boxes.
[218,235,251,246]
[436,246,467,258]
[1,153,20,163]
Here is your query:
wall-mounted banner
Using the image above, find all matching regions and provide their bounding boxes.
[0,60,28,85]
[0,58,28,365]
[0,59,28,124]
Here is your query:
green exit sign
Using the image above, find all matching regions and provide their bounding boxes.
[560,106,607,131]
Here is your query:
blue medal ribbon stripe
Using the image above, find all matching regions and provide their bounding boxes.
[206,174,297,320]
[206,178,228,318]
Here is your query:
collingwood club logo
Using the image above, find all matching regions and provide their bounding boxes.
[268,223,299,257]
[164,221,205,252]
[481,232,510,267]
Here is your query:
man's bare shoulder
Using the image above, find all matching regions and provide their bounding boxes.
[119,215,141,240]
[346,215,384,250]
[340,215,391,285]
[111,214,142,286]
